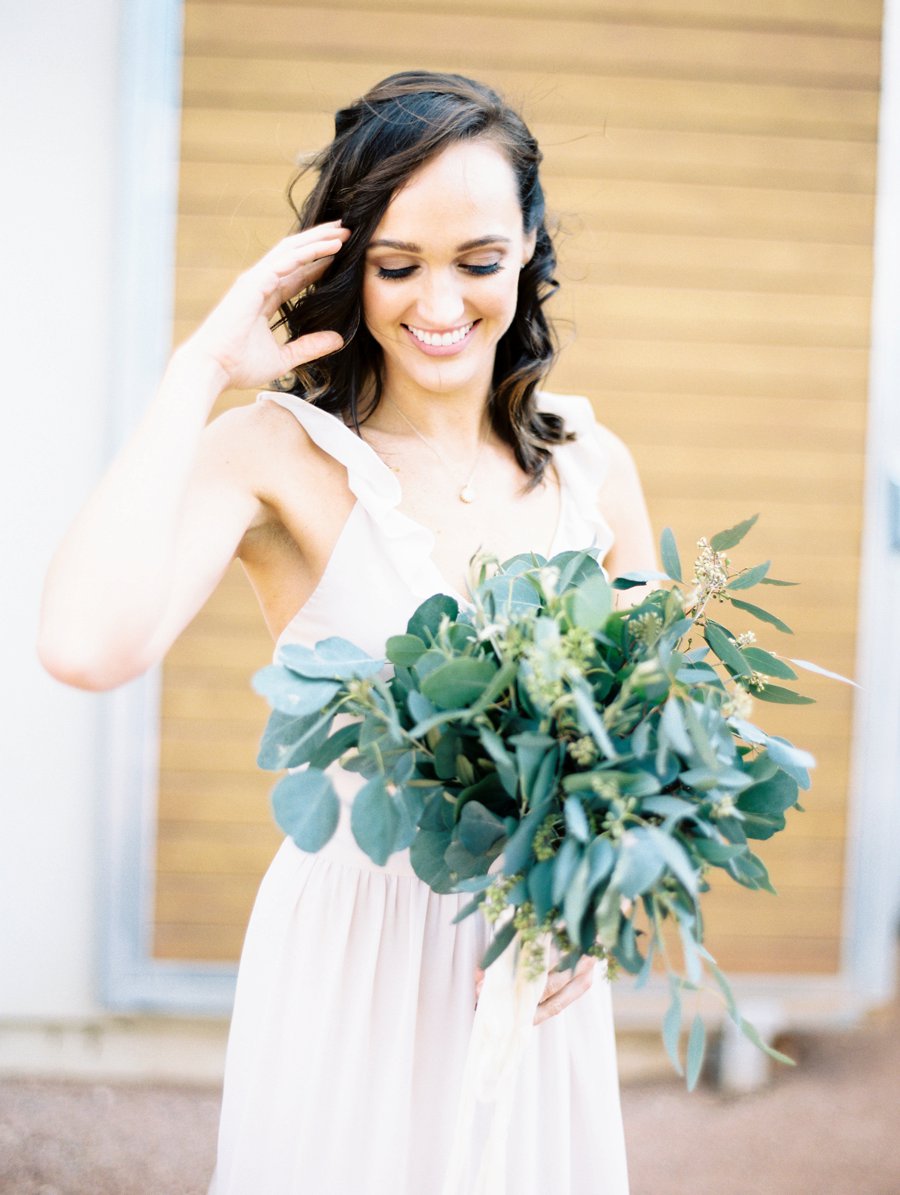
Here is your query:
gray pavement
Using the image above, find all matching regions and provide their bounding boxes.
[1,995,898,1194]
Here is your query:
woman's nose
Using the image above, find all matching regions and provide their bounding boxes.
[416,270,466,328]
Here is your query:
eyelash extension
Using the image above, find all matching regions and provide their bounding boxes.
[465,262,503,276]
[376,262,504,280]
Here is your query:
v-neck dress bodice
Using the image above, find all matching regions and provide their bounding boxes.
[258,389,615,661]
[209,391,630,1195]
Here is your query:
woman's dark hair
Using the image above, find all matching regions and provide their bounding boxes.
[277,70,572,488]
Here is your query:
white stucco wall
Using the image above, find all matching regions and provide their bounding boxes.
[0,0,120,1021]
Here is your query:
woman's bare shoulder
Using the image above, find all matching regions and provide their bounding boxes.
[201,394,324,497]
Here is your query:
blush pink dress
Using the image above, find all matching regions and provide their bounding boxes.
[208,391,630,1194]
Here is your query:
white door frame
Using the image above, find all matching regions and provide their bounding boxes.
[842,0,900,1006]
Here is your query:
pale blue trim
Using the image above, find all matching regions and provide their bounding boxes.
[842,0,900,1004]
[100,0,238,1016]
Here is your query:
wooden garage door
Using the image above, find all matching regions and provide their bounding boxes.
[152,0,882,974]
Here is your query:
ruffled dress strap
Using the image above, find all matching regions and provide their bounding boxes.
[535,391,616,562]
[255,391,463,606]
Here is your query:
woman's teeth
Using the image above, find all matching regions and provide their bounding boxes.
[407,322,474,347]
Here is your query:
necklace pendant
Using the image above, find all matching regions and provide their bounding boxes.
[459,483,477,504]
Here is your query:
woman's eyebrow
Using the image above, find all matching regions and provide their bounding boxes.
[366,236,512,252]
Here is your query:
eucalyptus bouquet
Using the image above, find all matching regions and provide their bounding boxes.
[253,514,847,1087]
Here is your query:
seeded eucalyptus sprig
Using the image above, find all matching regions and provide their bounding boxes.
[253,515,853,1088]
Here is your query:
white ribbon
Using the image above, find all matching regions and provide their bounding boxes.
[441,929,549,1195]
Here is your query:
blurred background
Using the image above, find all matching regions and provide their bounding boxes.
[3,0,899,1190]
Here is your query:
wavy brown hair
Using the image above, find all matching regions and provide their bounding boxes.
[276,71,573,488]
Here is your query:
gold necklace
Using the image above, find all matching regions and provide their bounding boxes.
[386,399,488,504]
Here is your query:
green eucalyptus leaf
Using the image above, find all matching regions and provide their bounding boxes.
[479,919,517,970]
[594,882,623,948]
[737,770,798,819]
[552,837,583,905]
[563,856,592,939]
[467,659,519,718]
[704,621,751,677]
[421,657,498,710]
[568,572,613,630]
[710,513,759,552]
[527,859,556,922]
[308,721,361,770]
[451,893,487,924]
[726,560,771,591]
[564,796,591,843]
[477,725,518,797]
[406,689,436,724]
[612,829,665,899]
[587,837,616,889]
[613,916,644,974]
[510,731,556,800]
[502,806,544,875]
[644,826,699,895]
[640,795,697,823]
[410,828,455,893]
[257,708,333,771]
[660,527,682,582]
[727,597,792,634]
[481,573,543,618]
[681,700,719,770]
[787,657,858,687]
[765,736,814,789]
[662,981,684,1076]
[457,801,508,855]
[677,916,702,984]
[444,837,495,880]
[434,730,462,781]
[271,768,340,851]
[661,698,692,757]
[386,634,428,667]
[252,666,340,717]
[407,593,460,642]
[553,548,602,592]
[611,569,669,590]
[734,1015,796,1066]
[692,838,748,865]
[741,647,797,680]
[571,680,618,759]
[350,776,401,865]
[277,637,384,680]
[686,1014,706,1090]
[749,682,814,705]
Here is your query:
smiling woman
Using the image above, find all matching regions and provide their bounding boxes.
[38,70,653,1194]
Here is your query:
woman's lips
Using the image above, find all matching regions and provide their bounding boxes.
[403,320,479,356]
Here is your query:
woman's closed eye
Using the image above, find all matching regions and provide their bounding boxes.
[375,261,504,280]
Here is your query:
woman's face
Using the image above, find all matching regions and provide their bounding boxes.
[362,138,536,403]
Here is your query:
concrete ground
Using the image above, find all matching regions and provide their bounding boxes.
[1,999,898,1195]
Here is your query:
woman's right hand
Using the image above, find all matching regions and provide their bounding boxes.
[181,221,352,391]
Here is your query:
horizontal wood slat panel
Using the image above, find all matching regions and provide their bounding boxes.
[154,0,878,968]
[176,91,878,191]
[183,7,880,89]
[179,68,880,142]
[208,0,883,36]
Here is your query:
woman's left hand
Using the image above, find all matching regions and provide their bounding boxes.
[473,954,597,1024]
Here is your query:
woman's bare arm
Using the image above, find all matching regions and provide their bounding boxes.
[595,426,660,609]
[38,224,350,690]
